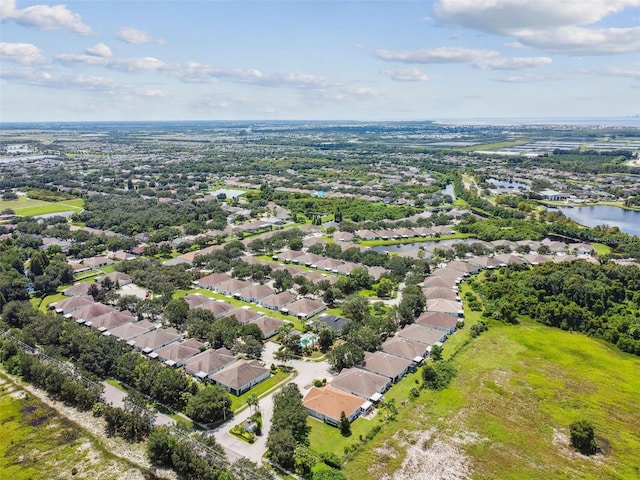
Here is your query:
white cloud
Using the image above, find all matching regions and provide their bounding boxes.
[375,47,498,64]
[375,47,550,71]
[380,67,429,81]
[85,43,112,58]
[55,53,109,67]
[475,56,552,70]
[0,68,123,92]
[55,53,166,72]
[110,57,166,72]
[312,86,380,102]
[495,73,575,82]
[68,74,119,91]
[175,61,329,88]
[0,68,53,84]
[0,0,92,35]
[0,42,46,65]
[137,88,169,98]
[435,0,639,34]
[434,0,640,55]
[596,66,640,79]
[116,27,165,44]
[517,25,640,54]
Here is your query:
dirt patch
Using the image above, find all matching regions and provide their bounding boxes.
[371,428,475,480]
[552,428,606,465]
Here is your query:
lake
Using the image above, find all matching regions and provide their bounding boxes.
[441,183,456,200]
[371,237,481,255]
[486,178,528,190]
[558,206,640,237]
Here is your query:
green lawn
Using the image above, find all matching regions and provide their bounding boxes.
[592,243,612,256]
[0,197,84,217]
[174,288,305,331]
[229,370,290,411]
[359,233,473,248]
[343,319,640,480]
[32,293,66,312]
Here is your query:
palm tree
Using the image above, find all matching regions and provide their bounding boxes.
[247,393,260,414]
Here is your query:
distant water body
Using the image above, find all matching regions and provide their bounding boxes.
[435,117,640,127]
[558,206,640,238]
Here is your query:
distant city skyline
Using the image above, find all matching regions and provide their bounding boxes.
[1,0,639,122]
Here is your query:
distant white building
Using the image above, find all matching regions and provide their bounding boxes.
[539,189,568,201]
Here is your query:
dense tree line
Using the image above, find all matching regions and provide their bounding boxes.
[72,194,228,235]
[115,258,198,296]
[1,301,233,421]
[266,383,310,471]
[0,339,102,411]
[476,260,640,355]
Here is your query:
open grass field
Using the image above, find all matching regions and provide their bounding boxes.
[0,372,147,480]
[0,196,84,217]
[343,319,640,480]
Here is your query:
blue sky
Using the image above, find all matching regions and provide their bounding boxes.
[1,0,639,121]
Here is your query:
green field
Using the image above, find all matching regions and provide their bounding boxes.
[0,196,84,217]
[343,320,640,480]
[0,372,147,480]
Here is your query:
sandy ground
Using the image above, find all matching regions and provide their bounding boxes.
[370,428,474,480]
[1,372,176,480]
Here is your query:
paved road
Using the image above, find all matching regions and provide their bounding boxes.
[102,381,175,426]
[211,341,334,463]
[102,341,333,464]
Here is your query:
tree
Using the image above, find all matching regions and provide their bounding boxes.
[422,361,457,390]
[342,294,369,323]
[267,427,297,470]
[349,267,373,290]
[231,457,275,480]
[318,328,335,353]
[147,426,177,467]
[164,298,189,327]
[570,420,598,455]
[375,277,395,298]
[185,385,231,424]
[247,393,260,414]
[327,342,364,372]
[430,344,443,361]
[29,250,49,277]
[339,411,351,436]
[294,445,317,475]
[270,383,309,444]
[151,367,191,410]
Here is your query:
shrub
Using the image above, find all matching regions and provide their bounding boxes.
[320,451,342,469]
[570,420,598,455]
[422,361,458,390]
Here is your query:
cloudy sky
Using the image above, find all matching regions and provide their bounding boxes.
[1,0,639,121]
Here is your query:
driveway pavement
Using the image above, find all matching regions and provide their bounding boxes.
[211,341,333,463]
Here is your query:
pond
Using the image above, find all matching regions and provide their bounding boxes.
[440,183,456,200]
[371,237,481,255]
[558,205,640,237]
[486,178,528,190]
